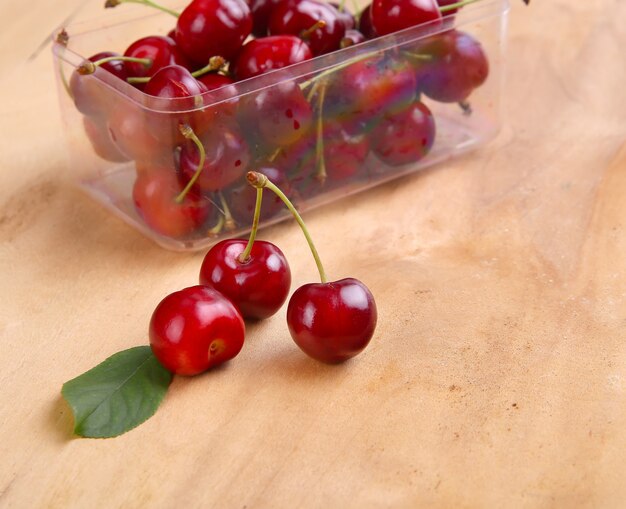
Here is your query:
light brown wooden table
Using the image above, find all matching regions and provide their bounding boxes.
[1,0,625,507]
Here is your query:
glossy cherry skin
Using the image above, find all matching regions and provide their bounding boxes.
[179,127,250,192]
[175,0,253,63]
[70,51,127,117]
[371,0,441,36]
[268,0,346,56]
[358,5,377,39]
[83,117,129,163]
[329,2,356,30]
[371,101,435,166]
[124,36,189,81]
[418,30,489,103]
[150,285,245,375]
[144,65,208,99]
[233,35,313,80]
[287,278,377,363]
[199,239,291,320]
[133,168,212,238]
[341,29,366,47]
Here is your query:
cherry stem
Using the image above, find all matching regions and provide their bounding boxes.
[340,37,354,49]
[104,0,179,18]
[219,192,237,231]
[300,20,327,40]
[55,30,72,99]
[207,214,225,237]
[175,124,205,204]
[190,56,227,78]
[314,82,328,184]
[299,50,378,90]
[247,171,327,284]
[337,0,346,12]
[79,56,152,75]
[238,187,263,263]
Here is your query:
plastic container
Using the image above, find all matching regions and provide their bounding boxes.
[52,0,509,251]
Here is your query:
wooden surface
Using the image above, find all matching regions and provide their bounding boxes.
[2,0,626,507]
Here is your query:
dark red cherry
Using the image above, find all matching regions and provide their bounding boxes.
[329,2,356,30]
[197,73,236,92]
[250,0,287,37]
[175,0,252,63]
[233,35,312,80]
[124,36,189,80]
[179,127,250,192]
[150,285,245,375]
[83,117,129,163]
[371,101,435,166]
[69,51,127,117]
[341,29,366,47]
[133,168,212,237]
[358,5,377,39]
[418,30,489,103]
[287,278,377,363]
[243,80,313,147]
[199,239,291,320]
[144,64,208,99]
[268,0,346,56]
[371,0,441,36]
[322,122,370,181]
[227,166,290,224]
[197,73,239,119]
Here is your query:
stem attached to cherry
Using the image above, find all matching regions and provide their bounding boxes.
[300,20,327,40]
[238,187,263,263]
[104,0,179,18]
[175,124,205,204]
[190,56,227,78]
[247,171,327,284]
[78,56,152,75]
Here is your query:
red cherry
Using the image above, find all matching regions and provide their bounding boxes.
[150,285,245,375]
[243,81,313,147]
[133,168,212,238]
[179,127,250,192]
[287,278,377,363]
[437,0,459,15]
[197,73,239,119]
[144,64,208,99]
[69,51,127,117]
[233,35,312,81]
[197,73,236,92]
[268,0,346,56]
[199,239,291,320]
[418,30,489,103]
[371,0,441,36]
[371,101,435,166]
[124,36,189,80]
[322,122,370,181]
[358,5,377,38]
[83,117,130,163]
[329,2,356,30]
[175,0,252,63]
[250,0,287,37]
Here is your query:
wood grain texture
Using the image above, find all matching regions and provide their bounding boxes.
[1,0,626,507]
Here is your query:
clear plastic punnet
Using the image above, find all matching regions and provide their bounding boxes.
[52,0,510,251]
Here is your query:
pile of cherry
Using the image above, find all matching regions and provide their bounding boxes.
[67,0,497,241]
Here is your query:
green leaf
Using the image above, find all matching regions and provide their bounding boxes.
[62,346,172,438]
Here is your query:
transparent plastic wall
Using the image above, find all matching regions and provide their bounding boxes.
[53,0,509,251]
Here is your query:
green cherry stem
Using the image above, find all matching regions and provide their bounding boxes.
[219,192,237,231]
[78,56,152,75]
[314,81,328,184]
[174,125,204,204]
[300,20,327,40]
[104,0,179,18]
[190,56,227,78]
[247,171,327,283]
[238,187,263,263]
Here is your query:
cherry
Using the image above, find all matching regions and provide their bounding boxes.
[371,0,441,36]
[358,5,377,39]
[418,30,489,103]
[268,0,346,56]
[123,36,189,81]
[199,185,291,319]
[197,72,236,93]
[83,117,129,163]
[371,101,435,166]
[233,35,313,81]
[287,278,377,363]
[247,171,377,363]
[319,121,370,182]
[175,0,252,63]
[249,0,286,37]
[132,166,213,238]
[437,0,460,15]
[242,80,313,148]
[149,285,245,375]
[340,29,366,48]
[179,124,250,192]
[329,3,356,30]
[144,64,208,100]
